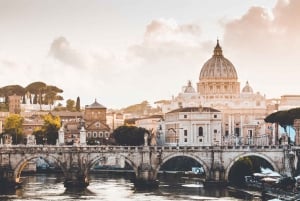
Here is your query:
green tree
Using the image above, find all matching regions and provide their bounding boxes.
[76,96,81,111]
[112,125,148,146]
[44,85,64,107]
[42,114,61,145]
[66,99,75,111]
[265,107,300,132]
[32,127,44,144]
[3,114,24,144]
[25,81,47,109]
[0,85,26,106]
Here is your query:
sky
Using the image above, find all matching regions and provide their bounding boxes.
[0,0,299,109]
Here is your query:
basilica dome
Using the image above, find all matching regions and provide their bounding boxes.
[242,81,253,93]
[197,40,240,99]
[184,81,196,93]
[199,40,238,80]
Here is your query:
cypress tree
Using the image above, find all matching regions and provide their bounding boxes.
[76,96,81,111]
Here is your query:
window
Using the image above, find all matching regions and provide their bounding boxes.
[100,132,103,137]
[235,127,240,136]
[248,130,253,137]
[214,114,217,118]
[184,130,188,136]
[184,138,187,142]
[93,132,97,137]
[199,138,203,142]
[184,114,187,118]
[214,129,217,133]
[198,127,203,136]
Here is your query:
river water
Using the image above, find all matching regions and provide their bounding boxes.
[0,173,261,201]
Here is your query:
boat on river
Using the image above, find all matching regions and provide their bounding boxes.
[245,168,300,200]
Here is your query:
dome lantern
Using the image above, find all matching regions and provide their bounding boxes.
[213,39,223,56]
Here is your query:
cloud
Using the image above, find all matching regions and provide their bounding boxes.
[129,18,208,61]
[222,0,300,97]
[49,36,88,69]
[1,59,17,69]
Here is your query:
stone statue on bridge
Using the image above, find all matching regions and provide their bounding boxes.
[150,129,157,146]
[144,133,149,146]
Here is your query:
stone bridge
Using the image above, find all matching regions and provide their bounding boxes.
[0,144,298,189]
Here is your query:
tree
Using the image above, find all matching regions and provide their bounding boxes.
[66,99,75,111]
[32,127,44,144]
[0,85,26,106]
[25,81,47,109]
[42,114,61,145]
[265,107,300,132]
[44,85,64,107]
[112,125,149,146]
[76,96,81,111]
[3,114,24,144]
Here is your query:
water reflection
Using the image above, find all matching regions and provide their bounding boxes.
[0,173,260,201]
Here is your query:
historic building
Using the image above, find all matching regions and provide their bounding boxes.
[8,94,21,114]
[84,100,110,144]
[163,107,222,146]
[106,111,125,132]
[158,40,274,146]
[58,100,111,145]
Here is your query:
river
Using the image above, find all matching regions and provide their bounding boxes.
[0,173,262,201]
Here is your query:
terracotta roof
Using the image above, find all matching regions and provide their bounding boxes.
[85,99,106,109]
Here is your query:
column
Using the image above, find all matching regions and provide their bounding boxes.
[240,115,243,143]
[228,114,231,136]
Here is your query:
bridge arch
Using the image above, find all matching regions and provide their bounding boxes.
[225,152,279,180]
[88,154,138,175]
[14,154,66,183]
[155,153,210,178]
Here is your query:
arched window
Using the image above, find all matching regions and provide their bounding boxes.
[199,127,203,136]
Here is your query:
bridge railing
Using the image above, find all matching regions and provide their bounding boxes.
[0,144,293,153]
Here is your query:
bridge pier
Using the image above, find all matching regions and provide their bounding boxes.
[205,163,227,186]
[63,166,89,188]
[133,144,159,189]
[134,163,158,189]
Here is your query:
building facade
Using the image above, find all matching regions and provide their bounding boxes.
[163,107,222,146]
[158,41,276,146]
[8,94,21,114]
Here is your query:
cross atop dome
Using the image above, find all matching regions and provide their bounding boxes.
[213,39,223,56]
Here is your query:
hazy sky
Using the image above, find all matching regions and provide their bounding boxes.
[1,0,299,109]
